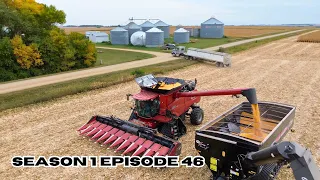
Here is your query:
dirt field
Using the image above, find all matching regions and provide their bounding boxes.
[1,34,320,179]
[298,30,320,43]
[62,26,302,38]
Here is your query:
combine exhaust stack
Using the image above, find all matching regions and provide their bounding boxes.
[78,116,181,156]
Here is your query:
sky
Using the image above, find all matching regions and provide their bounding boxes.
[36,0,319,26]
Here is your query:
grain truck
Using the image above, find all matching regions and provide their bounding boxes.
[172,46,231,67]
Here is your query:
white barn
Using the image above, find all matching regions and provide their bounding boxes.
[87,32,109,43]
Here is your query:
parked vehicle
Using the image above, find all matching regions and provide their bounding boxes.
[162,43,176,50]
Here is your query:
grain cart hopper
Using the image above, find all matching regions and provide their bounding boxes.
[195,102,299,179]
[172,46,231,67]
[78,74,258,156]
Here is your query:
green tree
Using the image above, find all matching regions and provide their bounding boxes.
[68,32,97,68]
[0,0,97,82]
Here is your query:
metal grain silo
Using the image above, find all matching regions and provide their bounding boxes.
[145,27,164,47]
[125,22,141,39]
[184,27,193,37]
[200,17,224,38]
[140,21,155,32]
[110,27,129,45]
[174,28,190,44]
[176,25,183,30]
[155,20,170,38]
[193,28,200,37]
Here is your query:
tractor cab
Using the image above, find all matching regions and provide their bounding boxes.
[172,46,186,57]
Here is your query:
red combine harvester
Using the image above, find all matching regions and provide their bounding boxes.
[78,74,258,156]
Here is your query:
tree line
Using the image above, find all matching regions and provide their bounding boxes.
[0,0,97,82]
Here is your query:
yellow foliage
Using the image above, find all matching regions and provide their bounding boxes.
[5,0,44,14]
[11,35,43,69]
[84,43,97,66]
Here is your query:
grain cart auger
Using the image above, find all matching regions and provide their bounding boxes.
[78,74,258,156]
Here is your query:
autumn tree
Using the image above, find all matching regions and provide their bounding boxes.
[0,0,97,81]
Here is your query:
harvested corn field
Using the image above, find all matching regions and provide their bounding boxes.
[298,30,320,43]
[1,33,320,180]
[170,26,303,37]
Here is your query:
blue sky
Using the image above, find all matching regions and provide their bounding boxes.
[36,0,319,26]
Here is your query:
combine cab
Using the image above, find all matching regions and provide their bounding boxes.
[78,74,261,156]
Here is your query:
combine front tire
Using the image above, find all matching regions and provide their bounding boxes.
[190,108,204,125]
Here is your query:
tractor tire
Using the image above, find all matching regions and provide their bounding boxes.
[190,108,204,125]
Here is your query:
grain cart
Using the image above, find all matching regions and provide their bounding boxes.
[195,102,320,180]
[78,74,258,156]
[172,46,232,67]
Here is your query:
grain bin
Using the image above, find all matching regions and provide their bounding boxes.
[155,20,170,38]
[193,28,200,37]
[174,28,190,44]
[185,28,193,37]
[176,25,183,30]
[130,31,146,46]
[140,21,155,32]
[125,22,141,39]
[110,27,129,45]
[145,27,164,47]
[200,17,224,38]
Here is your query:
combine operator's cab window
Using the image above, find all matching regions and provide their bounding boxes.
[135,98,160,118]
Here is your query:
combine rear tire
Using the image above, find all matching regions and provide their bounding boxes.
[190,108,204,125]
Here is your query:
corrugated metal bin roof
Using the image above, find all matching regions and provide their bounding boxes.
[202,17,224,25]
[155,20,169,27]
[140,21,155,28]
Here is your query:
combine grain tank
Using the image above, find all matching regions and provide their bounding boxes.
[130,31,146,46]
[195,102,296,179]
[125,22,141,39]
[174,28,190,44]
[141,21,155,32]
[145,27,164,47]
[110,27,129,45]
[155,20,170,38]
[172,47,231,67]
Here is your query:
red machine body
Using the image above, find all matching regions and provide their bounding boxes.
[78,75,258,156]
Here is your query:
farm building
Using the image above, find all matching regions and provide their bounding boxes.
[200,17,224,38]
[174,28,190,44]
[124,22,141,39]
[155,20,170,38]
[141,21,155,32]
[85,31,99,38]
[88,32,109,43]
[145,27,164,47]
[130,31,146,46]
[110,27,129,45]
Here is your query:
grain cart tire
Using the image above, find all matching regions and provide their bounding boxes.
[190,108,204,125]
